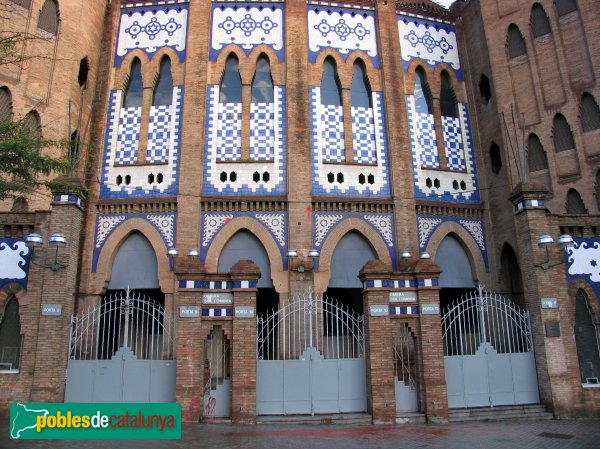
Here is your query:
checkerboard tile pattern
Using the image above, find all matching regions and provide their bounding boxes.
[115,107,141,165]
[442,115,466,171]
[216,102,242,161]
[321,104,345,163]
[250,102,275,161]
[352,106,376,164]
[415,112,439,168]
[147,105,171,163]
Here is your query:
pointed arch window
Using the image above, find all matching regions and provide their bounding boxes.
[251,55,274,104]
[0,87,13,123]
[574,290,600,384]
[440,71,458,118]
[414,67,432,115]
[580,93,600,133]
[320,58,342,107]
[153,57,173,107]
[555,0,578,17]
[124,58,143,108]
[220,55,242,104]
[23,110,41,138]
[507,25,527,59]
[38,0,59,36]
[566,188,587,214]
[350,60,371,108]
[0,296,22,371]
[553,114,575,152]
[531,4,551,38]
[527,134,548,172]
[10,0,31,8]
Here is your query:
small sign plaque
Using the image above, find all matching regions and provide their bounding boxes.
[389,291,418,303]
[202,292,233,305]
[420,303,440,315]
[545,321,560,338]
[41,304,62,316]
[180,306,200,318]
[370,305,389,317]
[235,306,255,318]
[541,298,558,309]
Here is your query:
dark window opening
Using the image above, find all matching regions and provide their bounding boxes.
[527,134,548,172]
[566,189,587,214]
[553,114,576,152]
[220,55,242,104]
[580,93,600,133]
[350,60,372,108]
[531,4,551,38]
[555,0,578,16]
[321,58,342,106]
[251,55,274,104]
[78,57,89,88]
[440,71,458,118]
[490,141,502,174]
[124,59,143,108]
[0,296,22,371]
[507,24,527,59]
[0,87,13,122]
[153,57,173,107]
[38,0,59,35]
[574,290,600,383]
[479,74,491,105]
[414,66,432,114]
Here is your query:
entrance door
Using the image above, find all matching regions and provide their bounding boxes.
[256,291,367,415]
[203,327,231,418]
[442,286,539,408]
[394,324,419,412]
[65,289,176,402]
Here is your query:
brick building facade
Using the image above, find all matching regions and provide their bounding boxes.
[0,0,599,423]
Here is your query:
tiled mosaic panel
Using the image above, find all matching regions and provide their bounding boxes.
[442,116,466,171]
[250,102,275,161]
[100,87,183,198]
[407,96,479,203]
[310,87,391,198]
[321,104,346,163]
[397,15,462,80]
[147,105,171,164]
[307,6,379,68]
[203,85,286,195]
[566,238,600,300]
[415,112,439,169]
[216,102,242,162]
[210,3,284,62]
[352,106,376,164]
[115,107,141,165]
[115,3,189,67]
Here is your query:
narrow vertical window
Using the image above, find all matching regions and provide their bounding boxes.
[553,114,575,152]
[320,58,342,106]
[0,297,22,371]
[596,170,600,212]
[490,142,502,174]
[580,93,600,132]
[531,4,551,38]
[566,188,587,214]
[78,57,89,89]
[251,55,274,104]
[527,134,548,172]
[555,0,578,16]
[350,60,371,108]
[440,71,458,118]
[153,57,173,107]
[414,67,432,114]
[0,87,13,123]
[574,290,600,384]
[124,58,143,108]
[23,111,41,137]
[219,55,242,104]
[507,24,527,59]
[38,0,59,36]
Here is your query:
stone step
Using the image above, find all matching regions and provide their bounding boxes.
[256,413,372,425]
[396,412,427,424]
[449,405,553,422]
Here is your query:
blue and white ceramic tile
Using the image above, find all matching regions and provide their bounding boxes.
[100,87,183,198]
[397,15,462,80]
[203,85,286,195]
[310,87,391,198]
[0,239,30,290]
[566,238,600,300]
[115,2,189,67]
[210,3,284,61]
[308,6,379,68]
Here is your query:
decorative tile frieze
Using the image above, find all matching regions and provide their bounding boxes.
[566,238,600,300]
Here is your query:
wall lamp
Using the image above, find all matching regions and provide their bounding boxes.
[401,250,411,270]
[287,249,319,273]
[25,232,68,271]
[537,234,574,270]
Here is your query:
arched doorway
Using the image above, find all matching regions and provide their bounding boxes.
[435,234,476,311]
[65,232,175,402]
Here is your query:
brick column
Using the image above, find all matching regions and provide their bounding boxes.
[30,185,85,402]
[414,259,447,422]
[360,260,396,424]
[174,258,207,422]
[229,260,260,423]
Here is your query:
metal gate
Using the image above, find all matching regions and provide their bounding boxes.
[394,324,419,413]
[65,289,176,402]
[203,327,231,418]
[442,286,539,408]
[256,291,367,415]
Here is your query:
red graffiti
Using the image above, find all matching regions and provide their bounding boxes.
[205,396,217,416]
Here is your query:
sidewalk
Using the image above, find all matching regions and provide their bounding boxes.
[2,418,600,449]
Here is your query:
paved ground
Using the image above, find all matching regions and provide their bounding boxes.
[2,418,600,449]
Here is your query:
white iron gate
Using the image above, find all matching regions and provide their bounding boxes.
[65,289,176,403]
[442,286,539,408]
[203,327,231,418]
[394,324,419,413]
[256,291,367,415]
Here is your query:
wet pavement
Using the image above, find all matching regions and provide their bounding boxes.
[2,418,600,449]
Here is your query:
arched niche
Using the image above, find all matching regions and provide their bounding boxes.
[435,234,475,289]
[218,230,273,288]
[108,232,159,290]
[329,231,377,289]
